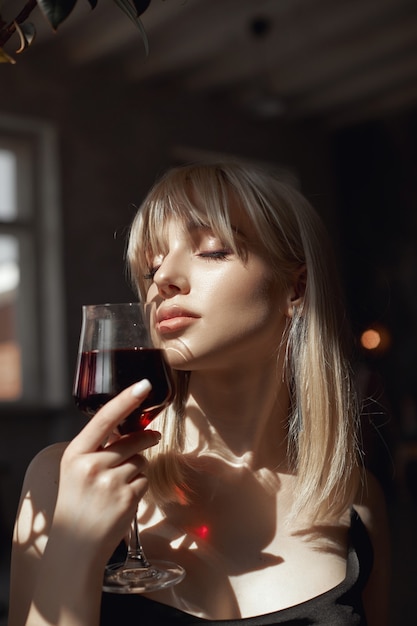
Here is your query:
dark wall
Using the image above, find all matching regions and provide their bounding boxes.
[330,112,417,489]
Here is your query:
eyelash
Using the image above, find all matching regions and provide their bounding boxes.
[199,250,231,261]
[143,267,159,280]
[143,249,231,280]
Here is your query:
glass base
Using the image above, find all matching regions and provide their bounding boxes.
[103,559,186,594]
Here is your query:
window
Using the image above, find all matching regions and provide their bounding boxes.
[0,115,67,407]
[0,149,20,399]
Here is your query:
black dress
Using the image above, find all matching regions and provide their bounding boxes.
[100,510,373,626]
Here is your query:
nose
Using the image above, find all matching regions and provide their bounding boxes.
[153,251,190,298]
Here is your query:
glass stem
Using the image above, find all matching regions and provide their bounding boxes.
[126,508,150,568]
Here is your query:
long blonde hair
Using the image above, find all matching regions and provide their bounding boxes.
[127,161,360,521]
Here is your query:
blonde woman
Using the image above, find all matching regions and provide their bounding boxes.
[9,161,389,626]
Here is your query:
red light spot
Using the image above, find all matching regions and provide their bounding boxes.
[196,525,210,540]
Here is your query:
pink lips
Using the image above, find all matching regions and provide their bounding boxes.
[156,305,199,334]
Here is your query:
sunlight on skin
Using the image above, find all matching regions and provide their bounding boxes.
[165,345,193,363]
[15,491,49,555]
[170,533,199,550]
[191,445,282,495]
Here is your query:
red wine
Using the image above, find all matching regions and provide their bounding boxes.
[73,348,173,432]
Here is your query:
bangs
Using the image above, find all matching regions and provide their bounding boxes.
[145,165,240,250]
[127,165,246,297]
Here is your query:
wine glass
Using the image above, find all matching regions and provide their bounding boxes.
[72,302,185,593]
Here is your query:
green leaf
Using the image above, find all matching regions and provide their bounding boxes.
[15,21,36,53]
[132,0,151,17]
[37,0,78,30]
[112,0,149,55]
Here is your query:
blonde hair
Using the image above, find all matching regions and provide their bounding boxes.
[127,161,360,522]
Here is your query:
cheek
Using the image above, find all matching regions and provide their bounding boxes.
[218,269,286,333]
[230,265,282,309]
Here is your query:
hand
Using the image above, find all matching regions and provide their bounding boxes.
[52,379,161,566]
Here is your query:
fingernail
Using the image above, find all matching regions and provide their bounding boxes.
[132,379,152,397]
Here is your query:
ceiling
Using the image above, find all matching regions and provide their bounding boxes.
[3,0,417,127]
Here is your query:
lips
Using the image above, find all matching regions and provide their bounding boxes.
[156,305,199,334]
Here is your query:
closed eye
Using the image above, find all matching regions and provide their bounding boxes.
[143,249,232,280]
[198,249,232,261]
[143,266,160,280]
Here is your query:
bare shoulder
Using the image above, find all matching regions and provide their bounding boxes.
[25,440,67,477]
[20,442,68,507]
[9,443,69,625]
[353,470,391,626]
[12,442,68,552]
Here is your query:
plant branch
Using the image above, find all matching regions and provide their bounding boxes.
[0,0,38,48]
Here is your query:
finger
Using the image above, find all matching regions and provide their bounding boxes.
[72,380,152,453]
[126,459,152,488]
[107,452,149,483]
[101,430,161,467]
[129,472,151,500]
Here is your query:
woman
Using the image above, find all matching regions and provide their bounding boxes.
[9,161,390,625]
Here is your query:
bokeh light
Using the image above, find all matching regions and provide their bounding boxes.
[360,324,391,354]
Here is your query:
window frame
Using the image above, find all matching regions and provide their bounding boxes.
[0,113,67,407]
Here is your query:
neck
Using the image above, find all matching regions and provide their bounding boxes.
[183,360,290,472]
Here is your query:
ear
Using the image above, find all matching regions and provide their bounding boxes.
[285,265,307,318]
